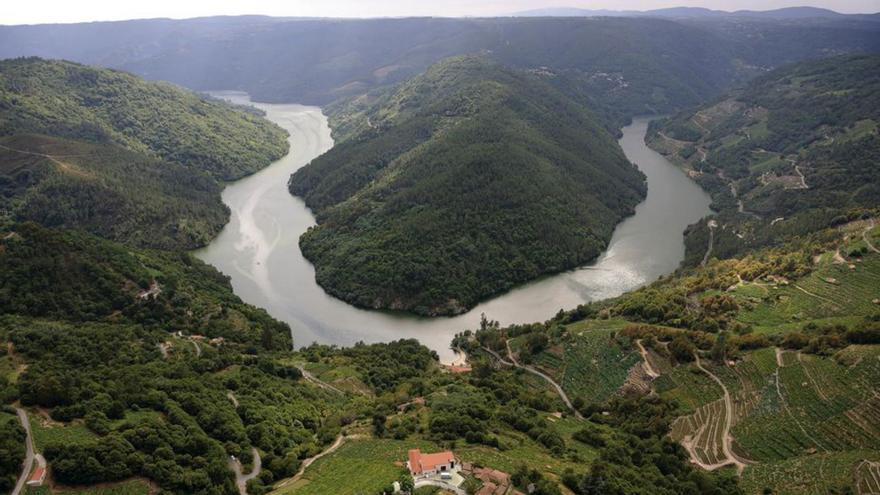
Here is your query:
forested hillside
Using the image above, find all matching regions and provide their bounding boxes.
[0,58,288,181]
[0,58,289,249]
[648,54,880,265]
[290,56,646,316]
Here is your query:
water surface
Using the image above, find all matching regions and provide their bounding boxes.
[196,92,711,362]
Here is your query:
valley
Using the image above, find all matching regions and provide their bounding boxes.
[196,94,709,361]
[0,8,877,495]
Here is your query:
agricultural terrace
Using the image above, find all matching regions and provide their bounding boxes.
[510,319,641,406]
[271,439,436,495]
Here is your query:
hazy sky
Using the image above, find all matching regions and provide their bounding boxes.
[2,0,878,25]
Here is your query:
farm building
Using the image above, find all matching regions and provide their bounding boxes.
[26,465,46,487]
[407,449,456,477]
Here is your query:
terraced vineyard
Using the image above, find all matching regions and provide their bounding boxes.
[659,342,880,492]
[741,450,880,495]
[856,459,880,495]
[735,230,880,332]
[532,320,641,405]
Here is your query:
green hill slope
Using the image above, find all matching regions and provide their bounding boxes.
[0,58,290,249]
[0,58,288,181]
[647,54,880,265]
[290,56,646,316]
[0,222,290,346]
[458,214,880,495]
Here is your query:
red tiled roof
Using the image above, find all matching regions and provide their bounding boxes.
[408,449,455,475]
[408,449,422,474]
[29,466,44,481]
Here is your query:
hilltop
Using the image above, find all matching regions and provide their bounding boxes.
[290,56,646,316]
[648,54,880,265]
[0,58,289,249]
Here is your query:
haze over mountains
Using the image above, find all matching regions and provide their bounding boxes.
[513,5,879,19]
[1,12,879,107]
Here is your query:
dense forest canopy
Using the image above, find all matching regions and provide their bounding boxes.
[0,58,290,249]
[0,58,289,181]
[290,56,646,316]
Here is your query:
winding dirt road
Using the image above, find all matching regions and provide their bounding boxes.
[485,341,583,418]
[297,366,344,395]
[635,340,660,379]
[864,219,879,254]
[693,354,746,474]
[274,434,364,490]
[701,220,718,267]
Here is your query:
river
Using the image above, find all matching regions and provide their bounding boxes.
[195,92,712,362]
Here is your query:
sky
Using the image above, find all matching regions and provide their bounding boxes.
[2,0,878,25]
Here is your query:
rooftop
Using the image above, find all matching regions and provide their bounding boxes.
[407,449,455,475]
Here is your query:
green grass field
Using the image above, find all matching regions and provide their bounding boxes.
[29,413,97,451]
[272,438,437,495]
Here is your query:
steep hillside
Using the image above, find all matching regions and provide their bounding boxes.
[0,134,227,250]
[0,58,290,249]
[648,54,880,265]
[0,222,290,347]
[0,58,288,181]
[458,214,880,495]
[290,56,646,316]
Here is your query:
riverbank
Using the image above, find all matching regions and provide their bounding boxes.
[195,96,712,363]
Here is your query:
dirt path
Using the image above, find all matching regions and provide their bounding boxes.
[504,340,583,419]
[227,391,239,408]
[11,408,35,495]
[797,352,830,401]
[718,170,761,219]
[775,347,785,367]
[274,434,364,490]
[794,164,808,189]
[297,366,344,395]
[701,220,717,267]
[792,284,836,306]
[0,143,93,179]
[856,460,880,495]
[229,448,261,495]
[693,354,747,475]
[635,340,660,379]
[774,365,828,453]
[864,219,880,254]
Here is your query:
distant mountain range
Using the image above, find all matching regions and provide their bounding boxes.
[512,6,879,20]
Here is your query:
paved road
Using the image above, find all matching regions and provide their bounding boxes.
[484,342,582,418]
[414,479,466,495]
[229,448,261,495]
[11,408,35,495]
[505,340,583,419]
